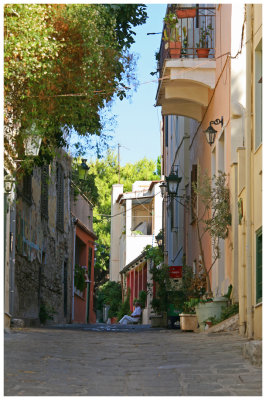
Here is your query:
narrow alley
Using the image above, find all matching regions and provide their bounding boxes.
[5,326,262,396]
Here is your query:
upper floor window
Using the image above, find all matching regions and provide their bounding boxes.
[56,163,64,231]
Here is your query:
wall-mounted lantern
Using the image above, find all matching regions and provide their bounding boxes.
[159,181,167,197]
[165,169,182,197]
[204,116,223,145]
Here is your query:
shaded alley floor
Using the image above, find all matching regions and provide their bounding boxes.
[4,325,262,396]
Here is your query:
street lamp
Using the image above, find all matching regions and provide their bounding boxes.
[204,117,223,145]
[4,174,16,193]
[159,181,167,197]
[165,169,182,197]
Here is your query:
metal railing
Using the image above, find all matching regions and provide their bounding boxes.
[157,6,216,76]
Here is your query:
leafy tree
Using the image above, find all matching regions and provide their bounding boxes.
[4,4,147,171]
[96,280,122,318]
[191,170,231,296]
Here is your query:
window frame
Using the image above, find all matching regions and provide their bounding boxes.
[256,227,262,304]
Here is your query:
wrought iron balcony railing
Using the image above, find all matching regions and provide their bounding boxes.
[157,5,216,76]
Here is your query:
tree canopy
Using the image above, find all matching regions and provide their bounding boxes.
[4,4,147,168]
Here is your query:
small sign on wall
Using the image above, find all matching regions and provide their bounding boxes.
[169,266,182,279]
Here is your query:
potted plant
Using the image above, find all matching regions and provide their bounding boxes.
[187,170,232,330]
[179,298,198,331]
[176,7,196,19]
[163,12,181,59]
[181,26,188,57]
[196,24,214,58]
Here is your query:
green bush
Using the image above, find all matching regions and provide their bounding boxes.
[138,290,147,309]
[74,264,86,292]
[39,302,56,324]
[117,290,131,321]
[206,303,239,326]
[96,281,122,318]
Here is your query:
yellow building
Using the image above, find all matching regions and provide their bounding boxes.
[236,4,262,340]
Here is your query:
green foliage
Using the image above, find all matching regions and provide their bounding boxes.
[117,290,131,322]
[144,245,164,266]
[138,290,147,309]
[206,303,239,326]
[192,169,232,294]
[197,23,214,48]
[96,281,122,318]
[182,298,199,314]
[39,302,56,324]
[131,230,143,235]
[149,261,171,314]
[4,4,147,169]
[74,264,86,292]
[104,4,147,50]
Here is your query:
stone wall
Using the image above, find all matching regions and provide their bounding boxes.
[14,151,74,325]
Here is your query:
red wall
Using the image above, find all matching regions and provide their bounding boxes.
[73,225,96,324]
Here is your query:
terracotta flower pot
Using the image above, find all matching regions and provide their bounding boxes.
[196,48,210,58]
[111,317,118,324]
[176,9,196,19]
[180,313,198,331]
[169,41,181,59]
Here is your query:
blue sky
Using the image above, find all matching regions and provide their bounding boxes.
[110,4,167,166]
[83,3,167,166]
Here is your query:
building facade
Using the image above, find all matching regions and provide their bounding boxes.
[13,151,74,325]
[110,181,162,322]
[156,4,262,339]
[71,189,97,324]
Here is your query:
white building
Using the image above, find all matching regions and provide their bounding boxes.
[109,181,162,282]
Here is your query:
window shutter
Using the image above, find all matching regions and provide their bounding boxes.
[256,229,262,303]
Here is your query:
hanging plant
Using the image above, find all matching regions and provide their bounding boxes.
[74,264,86,292]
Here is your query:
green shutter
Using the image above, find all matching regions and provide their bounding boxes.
[256,229,262,303]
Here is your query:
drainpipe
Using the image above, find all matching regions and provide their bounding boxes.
[71,218,77,322]
[9,200,16,316]
[245,4,253,339]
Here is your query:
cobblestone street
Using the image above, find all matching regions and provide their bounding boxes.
[4,325,262,396]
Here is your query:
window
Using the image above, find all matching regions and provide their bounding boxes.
[22,173,32,204]
[41,165,49,219]
[56,163,64,231]
[256,228,262,304]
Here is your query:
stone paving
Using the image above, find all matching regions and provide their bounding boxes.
[4,324,262,396]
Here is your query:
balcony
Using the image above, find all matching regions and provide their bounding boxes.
[156,5,216,122]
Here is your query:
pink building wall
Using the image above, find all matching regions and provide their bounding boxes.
[187,5,233,292]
